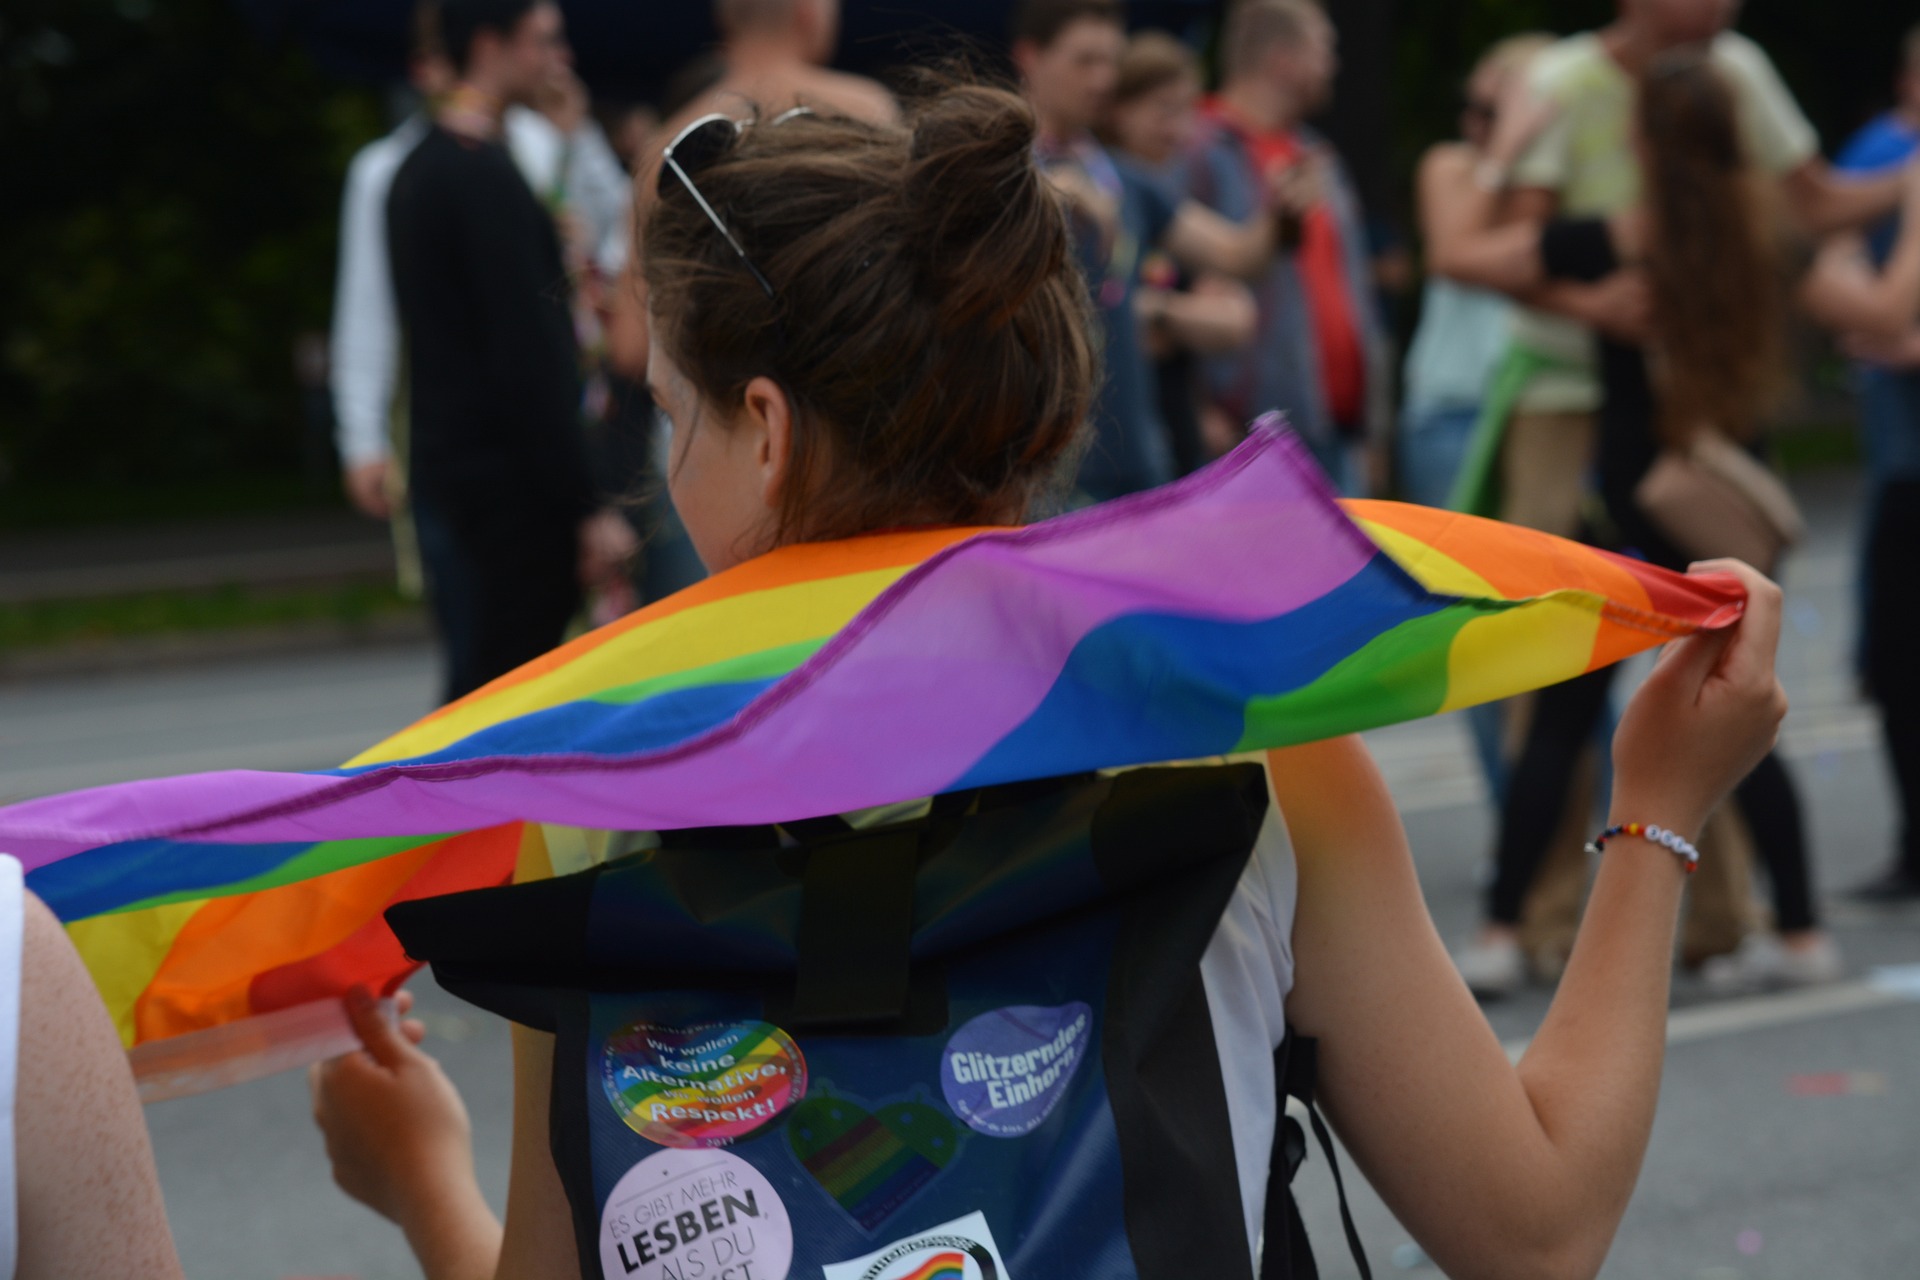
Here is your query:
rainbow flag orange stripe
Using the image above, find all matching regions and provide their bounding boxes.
[0,421,1742,1086]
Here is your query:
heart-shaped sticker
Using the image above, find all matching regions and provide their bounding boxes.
[787,1091,962,1231]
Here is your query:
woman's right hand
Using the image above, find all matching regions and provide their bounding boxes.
[1610,560,1788,843]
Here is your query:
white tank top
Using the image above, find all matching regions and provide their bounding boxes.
[0,855,24,1280]
[1200,769,1300,1266]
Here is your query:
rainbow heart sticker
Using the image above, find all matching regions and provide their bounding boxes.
[788,1090,963,1231]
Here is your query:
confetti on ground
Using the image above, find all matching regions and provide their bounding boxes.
[1788,1071,1889,1097]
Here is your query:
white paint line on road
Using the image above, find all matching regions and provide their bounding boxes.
[1502,977,1919,1061]
[0,731,384,806]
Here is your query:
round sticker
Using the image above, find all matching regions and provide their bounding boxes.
[600,1147,793,1280]
[940,1002,1093,1138]
[603,1020,807,1148]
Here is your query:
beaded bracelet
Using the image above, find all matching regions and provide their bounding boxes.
[1586,822,1700,874]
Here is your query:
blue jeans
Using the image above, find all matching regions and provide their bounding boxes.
[1397,403,1480,510]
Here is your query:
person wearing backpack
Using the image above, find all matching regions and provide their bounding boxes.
[310,76,1789,1280]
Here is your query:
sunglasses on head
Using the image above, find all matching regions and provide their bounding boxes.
[656,107,813,301]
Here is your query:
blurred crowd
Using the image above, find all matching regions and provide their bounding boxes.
[326,0,1920,998]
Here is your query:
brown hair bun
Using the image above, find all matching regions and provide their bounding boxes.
[904,82,1070,331]
[644,76,1096,546]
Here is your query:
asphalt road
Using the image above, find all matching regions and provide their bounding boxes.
[2,470,1916,1279]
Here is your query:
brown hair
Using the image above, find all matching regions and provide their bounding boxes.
[643,80,1097,544]
[1010,0,1125,50]
[1638,50,1785,445]
[1222,0,1324,80]
[1113,31,1200,107]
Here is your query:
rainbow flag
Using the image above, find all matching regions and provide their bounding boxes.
[0,423,1742,1095]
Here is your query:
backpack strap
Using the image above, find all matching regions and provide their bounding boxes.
[787,826,920,1028]
[1263,1030,1373,1280]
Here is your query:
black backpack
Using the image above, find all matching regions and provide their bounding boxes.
[392,764,1372,1280]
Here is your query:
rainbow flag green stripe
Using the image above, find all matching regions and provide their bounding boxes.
[0,422,1743,1077]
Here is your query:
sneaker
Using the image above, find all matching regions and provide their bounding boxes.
[1776,934,1845,987]
[1454,934,1525,999]
[1701,933,1844,994]
[1847,865,1920,904]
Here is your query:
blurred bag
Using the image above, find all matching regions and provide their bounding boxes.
[1635,429,1803,574]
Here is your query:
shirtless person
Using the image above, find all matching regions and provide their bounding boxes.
[604,0,895,376]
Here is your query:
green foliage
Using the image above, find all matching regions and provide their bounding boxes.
[0,0,383,494]
[0,581,418,653]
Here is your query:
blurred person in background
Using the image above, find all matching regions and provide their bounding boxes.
[602,0,897,381]
[1450,0,1915,990]
[1803,35,1920,901]
[1401,33,1552,511]
[1398,32,1552,815]
[1446,52,1843,995]
[596,2,893,603]
[330,2,628,528]
[1101,31,1258,476]
[387,0,636,703]
[1014,0,1308,501]
[1467,0,1912,537]
[1185,0,1390,496]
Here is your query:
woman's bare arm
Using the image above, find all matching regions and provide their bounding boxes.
[1138,275,1258,355]
[1280,563,1785,1280]
[1419,143,1547,294]
[493,1026,581,1280]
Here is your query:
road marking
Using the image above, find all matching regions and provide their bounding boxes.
[1502,977,1917,1061]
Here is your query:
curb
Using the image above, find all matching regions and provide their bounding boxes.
[0,613,433,683]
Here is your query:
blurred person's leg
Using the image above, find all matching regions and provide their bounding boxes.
[1679,807,1764,967]
[1732,752,1818,934]
[1857,476,1920,897]
[460,525,582,704]
[1498,409,1593,538]
[1495,410,1606,956]
[412,502,484,705]
[1486,667,1614,930]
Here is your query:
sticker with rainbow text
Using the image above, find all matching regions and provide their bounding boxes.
[602,1020,808,1149]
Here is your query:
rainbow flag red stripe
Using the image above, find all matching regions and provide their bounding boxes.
[0,421,1742,1088]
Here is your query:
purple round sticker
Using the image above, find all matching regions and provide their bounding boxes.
[939,1002,1093,1138]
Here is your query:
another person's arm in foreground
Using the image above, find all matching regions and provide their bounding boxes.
[16,891,185,1279]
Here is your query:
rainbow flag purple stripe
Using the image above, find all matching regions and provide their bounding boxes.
[0,420,1744,1085]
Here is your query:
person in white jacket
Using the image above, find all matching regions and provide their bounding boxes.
[329,36,627,520]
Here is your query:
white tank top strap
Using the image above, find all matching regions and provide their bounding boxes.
[0,855,25,1280]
